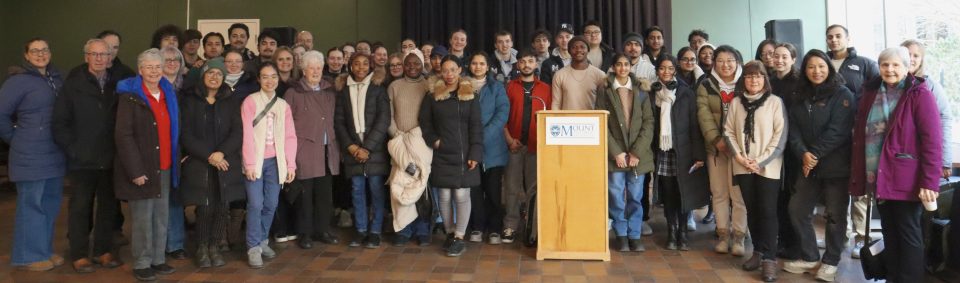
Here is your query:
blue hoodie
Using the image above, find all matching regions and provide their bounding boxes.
[116,75,181,188]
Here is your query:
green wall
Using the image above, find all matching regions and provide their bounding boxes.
[0,0,400,81]
[671,0,827,60]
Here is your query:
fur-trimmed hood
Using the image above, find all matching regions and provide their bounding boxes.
[430,77,475,101]
[333,66,387,91]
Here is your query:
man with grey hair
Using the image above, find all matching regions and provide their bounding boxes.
[53,38,125,273]
[284,50,341,249]
[114,48,181,281]
[296,31,314,51]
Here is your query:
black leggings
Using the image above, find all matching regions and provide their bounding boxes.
[658,176,688,227]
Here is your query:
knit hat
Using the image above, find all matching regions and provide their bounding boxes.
[202,57,226,75]
[568,36,591,52]
[405,48,425,65]
[623,32,644,46]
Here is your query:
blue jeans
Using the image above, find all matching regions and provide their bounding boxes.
[166,193,185,252]
[397,215,431,237]
[608,172,645,239]
[351,175,385,234]
[245,158,281,249]
[12,177,63,265]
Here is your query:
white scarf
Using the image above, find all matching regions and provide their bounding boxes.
[656,81,677,151]
[225,71,243,88]
[348,73,374,140]
[710,66,742,93]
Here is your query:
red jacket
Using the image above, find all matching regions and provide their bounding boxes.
[505,78,551,153]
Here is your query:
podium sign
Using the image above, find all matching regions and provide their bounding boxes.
[537,110,610,261]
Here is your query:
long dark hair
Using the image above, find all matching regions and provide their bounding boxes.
[754,39,777,61]
[799,49,845,94]
[676,47,697,84]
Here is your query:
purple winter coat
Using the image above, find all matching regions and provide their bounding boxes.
[849,75,942,201]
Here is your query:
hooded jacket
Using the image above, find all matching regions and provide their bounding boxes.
[113,76,181,200]
[595,74,654,175]
[0,64,65,182]
[419,79,483,188]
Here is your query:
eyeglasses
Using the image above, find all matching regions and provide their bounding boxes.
[744,74,764,80]
[716,59,738,66]
[28,48,50,55]
[86,52,110,58]
[164,58,180,64]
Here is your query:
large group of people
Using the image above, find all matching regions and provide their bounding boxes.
[0,20,949,283]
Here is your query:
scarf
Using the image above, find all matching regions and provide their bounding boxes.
[653,80,678,151]
[739,91,771,155]
[347,73,374,140]
[468,76,486,92]
[225,71,242,88]
[711,67,741,104]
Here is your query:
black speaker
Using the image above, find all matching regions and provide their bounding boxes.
[765,19,804,55]
[262,27,298,47]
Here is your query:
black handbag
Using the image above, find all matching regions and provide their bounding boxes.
[860,193,886,280]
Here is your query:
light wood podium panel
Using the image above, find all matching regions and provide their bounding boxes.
[536,110,609,261]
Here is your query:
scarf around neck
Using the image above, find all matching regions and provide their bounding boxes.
[655,79,678,151]
[739,91,771,154]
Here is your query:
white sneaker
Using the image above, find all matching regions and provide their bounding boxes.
[641,222,653,236]
[817,238,826,249]
[275,235,290,243]
[815,264,838,282]
[686,215,697,231]
[488,233,501,245]
[851,239,864,259]
[782,260,818,274]
[501,229,515,243]
[468,231,483,242]
[247,247,263,268]
[260,240,276,259]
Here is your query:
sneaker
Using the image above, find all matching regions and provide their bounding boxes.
[815,263,838,282]
[851,238,864,259]
[488,233,501,245]
[642,222,654,236]
[133,268,157,281]
[446,238,466,257]
[150,263,176,275]
[501,229,515,243]
[686,215,697,231]
[314,232,340,244]
[260,240,276,259]
[817,238,826,249]
[443,233,455,249]
[782,260,818,274]
[287,235,298,241]
[393,234,410,246]
[349,232,367,247]
[166,249,187,260]
[468,231,483,242]
[247,247,263,269]
[365,234,382,248]
[701,211,716,224]
[275,234,290,243]
[417,235,432,246]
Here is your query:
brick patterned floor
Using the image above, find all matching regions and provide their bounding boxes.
[0,186,949,283]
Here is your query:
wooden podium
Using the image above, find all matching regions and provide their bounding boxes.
[536,110,609,261]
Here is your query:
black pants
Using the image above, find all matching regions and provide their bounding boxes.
[658,176,688,227]
[642,172,651,222]
[736,174,780,260]
[332,164,352,210]
[877,200,924,283]
[294,174,334,237]
[196,169,228,245]
[469,166,504,233]
[68,169,118,260]
[777,155,800,259]
[789,176,849,265]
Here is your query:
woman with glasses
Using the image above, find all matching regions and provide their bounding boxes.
[755,39,778,71]
[676,47,704,88]
[724,61,787,282]
[0,38,65,272]
[696,45,748,257]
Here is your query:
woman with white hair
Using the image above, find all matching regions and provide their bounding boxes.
[849,47,942,283]
[160,46,186,91]
[282,50,341,249]
[159,45,188,261]
[114,48,181,281]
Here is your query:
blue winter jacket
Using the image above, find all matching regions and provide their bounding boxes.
[0,64,65,182]
[476,74,510,170]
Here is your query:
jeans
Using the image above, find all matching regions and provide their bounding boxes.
[11,177,63,266]
[67,170,117,260]
[877,200,924,283]
[245,158,281,249]
[166,192,185,252]
[736,174,780,260]
[608,172,645,239]
[129,171,170,269]
[397,215,431,238]
[469,166,504,233]
[351,175,386,234]
[789,176,849,265]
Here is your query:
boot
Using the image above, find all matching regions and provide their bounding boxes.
[666,224,678,250]
[731,230,747,256]
[761,259,779,282]
[208,242,226,267]
[616,236,629,252]
[677,225,690,251]
[715,228,730,254]
[195,243,211,268]
[228,209,246,251]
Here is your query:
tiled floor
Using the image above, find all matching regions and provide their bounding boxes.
[0,186,950,283]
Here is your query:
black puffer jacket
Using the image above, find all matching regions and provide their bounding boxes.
[770,67,803,109]
[787,83,856,179]
[334,70,391,177]
[419,79,482,188]
[53,64,121,170]
[177,85,245,205]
